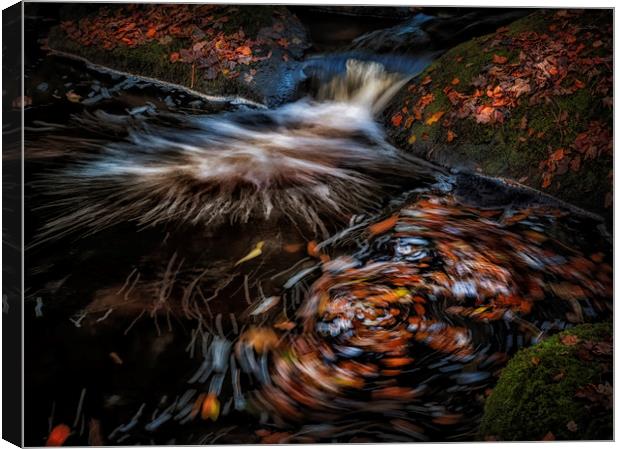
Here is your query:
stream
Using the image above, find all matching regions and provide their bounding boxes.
[20,9,612,446]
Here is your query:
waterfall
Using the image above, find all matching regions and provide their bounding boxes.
[30,57,438,243]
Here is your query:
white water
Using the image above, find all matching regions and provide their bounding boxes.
[34,58,438,242]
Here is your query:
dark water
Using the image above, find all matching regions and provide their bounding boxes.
[20,13,612,447]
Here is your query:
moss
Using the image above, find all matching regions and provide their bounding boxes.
[47,26,262,102]
[479,322,612,441]
[385,10,612,220]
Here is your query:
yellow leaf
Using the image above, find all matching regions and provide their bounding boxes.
[234,241,265,266]
[407,134,417,144]
[425,111,445,125]
[201,393,220,421]
[66,91,81,103]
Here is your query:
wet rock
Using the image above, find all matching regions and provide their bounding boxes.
[351,9,531,54]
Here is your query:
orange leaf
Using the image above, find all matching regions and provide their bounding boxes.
[283,243,303,253]
[451,77,460,85]
[493,54,508,64]
[169,52,180,63]
[146,27,156,38]
[549,148,565,162]
[391,113,403,127]
[201,393,220,421]
[560,334,579,346]
[46,424,71,446]
[425,111,445,125]
[421,75,432,85]
[447,130,457,142]
[236,45,252,56]
[307,240,319,258]
[368,215,399,236]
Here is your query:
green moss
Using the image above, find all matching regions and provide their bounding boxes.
[479,323,612,441]
[385,10,612,219]
[48,26,261,101]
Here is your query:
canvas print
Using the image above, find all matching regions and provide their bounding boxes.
[2,1,613,445]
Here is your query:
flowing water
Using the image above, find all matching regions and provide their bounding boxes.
[22,43,612,445]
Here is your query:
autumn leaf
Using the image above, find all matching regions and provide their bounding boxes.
[65,91,82,103]
[146,26,157,38]
[447,130,457,142]
[391,113,403,127]
[560,334,579,346]
[46,424,71,446]
[425,111,445,125]
[201,393,220,421]
[421,75,432,85]
[549,148,565,162]
[408,134,417,144]
[236,45,252,56]
[542,432,555,441]
[451,77,460,85]
[566,421,578,432]
[169,52,180,62]
[493,54,508,64]
[418,93,435,108]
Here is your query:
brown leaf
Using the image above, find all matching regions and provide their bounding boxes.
[566,420,578,432]
[560,334,579,346]
[447,130,456,142]
[542,432,555,441]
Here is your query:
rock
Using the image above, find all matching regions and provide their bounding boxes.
[382,9,612,221]
[479,322,612,441]
[351,9,530,54]
[36,82,49,92]
[46,4,311,106]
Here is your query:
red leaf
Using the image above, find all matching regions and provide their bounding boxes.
[391,113,403,127]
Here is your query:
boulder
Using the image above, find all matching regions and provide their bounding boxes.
[382,9,612,221]
[46,4,311,105]
[480,322,612,441]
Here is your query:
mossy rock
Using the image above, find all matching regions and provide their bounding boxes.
[384,9,612,222]
[46,4,309,104]
[479,322,613,441]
